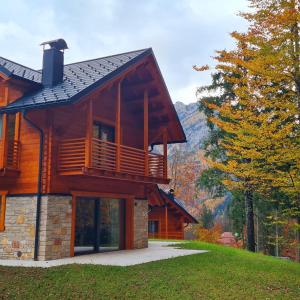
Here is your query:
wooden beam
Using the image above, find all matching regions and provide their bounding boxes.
[70,194,76,257]
[125,197,134,249]
[163,128,168,179]
[85,101,93,168]
[0,114,8,169]
[124,79,154,90]
[115,81,122,172]
[144,90,149,176]
[131,102,165,114]
[125,91,160,103]
[165,205,168,239]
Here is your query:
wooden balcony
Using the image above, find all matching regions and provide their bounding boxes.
[57,137,169,184]
[0,139,21,176]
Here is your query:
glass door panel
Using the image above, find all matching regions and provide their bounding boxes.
[98,198,123,252]
[74,197,124,255]
[74,197,97,254]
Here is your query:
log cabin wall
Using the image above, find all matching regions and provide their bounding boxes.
[36,83,148,198]
[0,80,41,194]
[149,206,184,239]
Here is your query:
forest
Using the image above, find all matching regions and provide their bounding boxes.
[170,0,300,262]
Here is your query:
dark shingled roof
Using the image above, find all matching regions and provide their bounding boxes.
[0,48,151,112]
[0,56,42,83]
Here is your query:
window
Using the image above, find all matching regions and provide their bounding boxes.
[93,122,115,142]
[148,220,159,234]
[0,192,7,231]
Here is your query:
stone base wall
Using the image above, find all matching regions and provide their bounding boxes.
[134,199,148,249]
[38,195,72,261]
[0,195,72,261]
[0,195,147,260]
[0,196,37,260]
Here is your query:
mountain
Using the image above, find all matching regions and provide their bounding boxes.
[169,101,227,220]
[173,101,209,153]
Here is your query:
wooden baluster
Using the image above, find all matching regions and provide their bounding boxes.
[144,90,149,176]
[115,81,121,172]
[163,128,168,179]
[85,101,93,168]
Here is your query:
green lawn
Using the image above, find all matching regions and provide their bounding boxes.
[0,241,300,299]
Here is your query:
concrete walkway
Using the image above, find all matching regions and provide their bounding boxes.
[0,241,208,268]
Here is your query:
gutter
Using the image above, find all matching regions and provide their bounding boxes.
[23,110,44,261]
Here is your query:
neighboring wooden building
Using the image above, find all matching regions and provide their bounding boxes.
[0,39,186,260]
[148,187,198,240]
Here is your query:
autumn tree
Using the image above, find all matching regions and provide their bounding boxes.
[197,0,300,253]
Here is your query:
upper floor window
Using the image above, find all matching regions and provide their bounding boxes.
[93,122,115,142]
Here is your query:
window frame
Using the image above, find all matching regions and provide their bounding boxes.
[0,191,7,231]
[148,220,159,234]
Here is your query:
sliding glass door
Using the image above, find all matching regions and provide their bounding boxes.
[74,197,124,255]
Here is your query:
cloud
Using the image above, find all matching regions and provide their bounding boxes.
[0,0,248,103]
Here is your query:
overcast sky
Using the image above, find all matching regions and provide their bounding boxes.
[0,0,248,104]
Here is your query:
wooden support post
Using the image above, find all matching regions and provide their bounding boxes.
[70,194,76,257]
[85,101,93,168]
[163,128,168,179]
[0,114,8,169]
[144,89,149,176]
[116,81,122,172]
[125,197,134,249]
[165,205,168,239]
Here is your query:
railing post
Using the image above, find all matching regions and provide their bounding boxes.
[115,81,122,172]
[85,101,93,168]
[0,114,8,169]
[163,128,168,179]
[144,89,149,176]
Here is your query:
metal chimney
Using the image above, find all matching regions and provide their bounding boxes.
[40,39,68,87]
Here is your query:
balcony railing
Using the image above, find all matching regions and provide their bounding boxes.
[58,137,167,180]
[0,139,21,170]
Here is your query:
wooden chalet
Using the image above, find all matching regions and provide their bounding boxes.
[148,187,198,240]
[0,39,186,260]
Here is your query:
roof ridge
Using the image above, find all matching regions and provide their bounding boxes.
[63,48,151,67]
[0,56,42,74]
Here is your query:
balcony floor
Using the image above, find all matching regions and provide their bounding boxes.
[58,166,170,184]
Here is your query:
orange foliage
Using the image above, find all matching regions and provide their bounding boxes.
[196,223,222,243]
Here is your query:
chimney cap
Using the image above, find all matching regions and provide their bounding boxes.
[40,39,68,51]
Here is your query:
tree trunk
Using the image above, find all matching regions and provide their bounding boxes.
[244,190,255,252]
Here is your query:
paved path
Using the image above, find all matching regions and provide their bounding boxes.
[0,241,208,268]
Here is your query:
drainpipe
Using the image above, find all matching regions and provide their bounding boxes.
[23,110,44,261]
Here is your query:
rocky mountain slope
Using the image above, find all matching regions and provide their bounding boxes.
[172,101,209,153]
[171,101,227,219]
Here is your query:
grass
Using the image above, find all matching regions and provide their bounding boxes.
[0,241,299,299]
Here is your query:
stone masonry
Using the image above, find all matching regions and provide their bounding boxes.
[134,199,148,249]
[38,195,72,261]
[0,195,72,261]
[0,196,37,260]
[0,195,147,260]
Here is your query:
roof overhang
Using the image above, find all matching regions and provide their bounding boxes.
[0,49,186,144]
[149,186,198,224]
